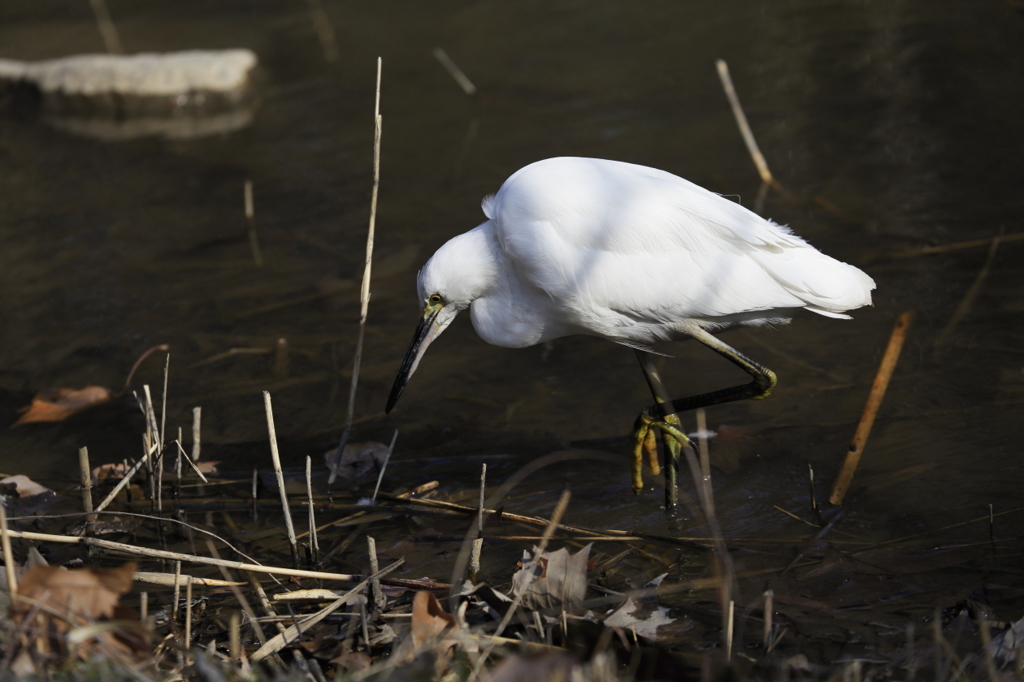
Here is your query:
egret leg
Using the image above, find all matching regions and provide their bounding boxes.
[633,350,688,505]
[649,327,778,420]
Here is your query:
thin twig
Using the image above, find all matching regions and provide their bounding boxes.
[331,57,384,488]
[829,311,913,505]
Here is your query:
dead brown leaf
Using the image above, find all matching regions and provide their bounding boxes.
[393,591,472,674]
[512,544,592,611]
[13,386,113,426]
[11,562,138,662]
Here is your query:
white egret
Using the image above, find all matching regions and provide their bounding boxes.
[386,157,875,491]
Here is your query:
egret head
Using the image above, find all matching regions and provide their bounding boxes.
[385,225,498,413]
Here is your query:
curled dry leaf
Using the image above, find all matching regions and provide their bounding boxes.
[13,386,113,426]
[512,543,592,611]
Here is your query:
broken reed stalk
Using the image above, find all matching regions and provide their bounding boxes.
[229,612,241,661]
[330,57,384,489]
[0,502,17,596]
[184,577,194,650]
[725,599,734,662]
[469,538,483,582]
[367,536,385,610]
[306,456,319,564]
[93,442,154,513]
[244,179,264,267]
[763,589,773,649]
[829,311,913,505]
[935,234,1001,348]
[478,463,487,534]
[160,353,169,452]
[191,407,201,463]
[715,59,774,187]
[172,561,182,622]
[263,391,298,565]
[79,446,94,530]
[433,47,477,96]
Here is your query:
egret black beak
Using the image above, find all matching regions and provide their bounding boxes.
[385,301,444,414]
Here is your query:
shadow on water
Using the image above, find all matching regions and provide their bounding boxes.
[1,0,1023,672]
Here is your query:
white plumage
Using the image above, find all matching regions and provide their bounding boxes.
[387,156,875,421]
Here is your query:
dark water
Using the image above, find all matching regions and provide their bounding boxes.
[2,0,1023,666]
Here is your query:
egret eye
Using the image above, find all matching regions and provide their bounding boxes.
[428,294,443,305]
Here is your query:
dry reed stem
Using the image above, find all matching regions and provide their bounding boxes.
[829,311,913,505]
[263,391,298,564]
[5,528,362,581]
[478,463,486,534]
[93,442,155,513]
[367,536,384,610]
[172,561,182,622]
[191,407,201,463]
[763,589,773,649]
[229,612,241,662]
[78,447,94,531]
[250,558,403,662]
[244,180,264,267]
[88,0,123,54]
[725,599,734,662]
[715,59,773,186]
[332,57,384,487]
[935,235,1001,348]
[306,457,319,562]
[0,502,16,596]
[134,571,242,587]
[433,48,477,96]
[184,578,193,651]
[160,353,169,452]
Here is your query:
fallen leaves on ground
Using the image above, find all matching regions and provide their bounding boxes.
[10,562,145,668]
